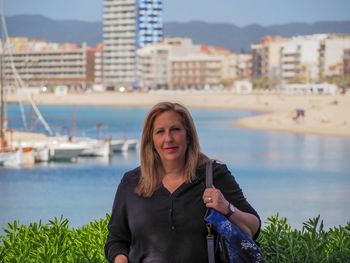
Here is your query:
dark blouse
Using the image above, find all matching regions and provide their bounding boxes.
[105,162,260,263]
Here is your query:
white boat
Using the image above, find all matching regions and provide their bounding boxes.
[34,145,50,162]
[0,150,23,167]
[22,147,35,166]
[0,151,16,165]
[124,139,138,151]
[11,141,50,162]
[48,141,85,161]
[78,138,111,157]
[111,139,127,152]
[0,14,53,165]
[111,138,138,152]
[0,144,35,167]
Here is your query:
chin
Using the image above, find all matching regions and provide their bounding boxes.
[162,155,182,163]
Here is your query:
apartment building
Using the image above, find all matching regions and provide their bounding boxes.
[171,54,224,90]
[137,43,171,89]
[319,35,350,79]
[251,36,284,80]
[94,43,104,85]
[1,38,97,90]
[222,52,252,86]
[251,34,350,88]
[137,38,200,89]
[280,35,324,83]
[103,0,163,89]
[137,38,251,90]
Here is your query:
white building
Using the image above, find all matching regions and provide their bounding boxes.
[222,53,252,84]
[251,36,284,84]
[232,80,253,94]
[103,0,163,89]
[137,38,251,90]
[251,34,350,88]
[320,35,350,78]
[137,43,171,90]
[280,34,327,83]
[137,38,200,89]
[281,83,338,95]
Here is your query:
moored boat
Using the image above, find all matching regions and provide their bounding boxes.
[0,151,22,166]
[111,138,138,152]
[48,141,85,161]
[77,138,112,157]
[111,139,126,152]
[124,139,137,151]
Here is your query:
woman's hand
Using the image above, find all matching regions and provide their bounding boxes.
[202,186,229,215]
[114,254,128,263]
[202,186,260,238]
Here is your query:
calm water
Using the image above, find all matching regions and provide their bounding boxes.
[1,104,350,233]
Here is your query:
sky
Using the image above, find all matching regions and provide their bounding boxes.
[3,0,350,26]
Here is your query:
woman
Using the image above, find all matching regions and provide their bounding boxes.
[105,102,260,263]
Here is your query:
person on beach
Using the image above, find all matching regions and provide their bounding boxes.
[105,101,260,263]
[293,108,305,121]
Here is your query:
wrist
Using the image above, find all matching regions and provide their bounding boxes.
[114,254,128,263]
[225,202,235,218]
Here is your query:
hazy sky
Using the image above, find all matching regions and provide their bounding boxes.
[4,0,350,26]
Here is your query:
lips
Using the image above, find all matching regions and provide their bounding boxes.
[164,146,178,152]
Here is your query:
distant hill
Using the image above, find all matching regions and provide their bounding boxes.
[5,15,350,52]
[5,15,102,47]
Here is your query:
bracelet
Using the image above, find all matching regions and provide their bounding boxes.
[225,202,235,217]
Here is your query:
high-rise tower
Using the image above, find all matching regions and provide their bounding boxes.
[103,0,163,89]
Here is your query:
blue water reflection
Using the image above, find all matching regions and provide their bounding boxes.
[1,105,349,232]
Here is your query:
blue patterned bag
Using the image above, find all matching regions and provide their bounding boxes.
[204,160,263,263]
[204,209,263,263]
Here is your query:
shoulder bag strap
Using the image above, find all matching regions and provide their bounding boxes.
[206,160,213,188]
[206,160,215,263]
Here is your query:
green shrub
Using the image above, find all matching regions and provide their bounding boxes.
[0,215,109,263]
[259,214,350,263]
[0,214,349,262]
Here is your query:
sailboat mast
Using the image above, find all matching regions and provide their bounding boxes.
[0,49,5,148]
[0,4,6,149]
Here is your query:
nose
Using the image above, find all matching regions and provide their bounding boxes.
[164,131,173,142]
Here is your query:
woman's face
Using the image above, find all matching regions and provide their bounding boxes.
[152,111,188,167]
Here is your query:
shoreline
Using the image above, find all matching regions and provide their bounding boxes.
[7,91,350,137]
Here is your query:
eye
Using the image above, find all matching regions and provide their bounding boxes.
[172,126,182,132]
[154,129,164,135]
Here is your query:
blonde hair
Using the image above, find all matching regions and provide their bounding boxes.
[136,101,208,197]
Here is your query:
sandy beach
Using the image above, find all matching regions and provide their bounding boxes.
[7,91,350,137]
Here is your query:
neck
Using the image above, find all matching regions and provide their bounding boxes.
[164,166,184,177]
[161,165,186,194]
[162,162,185,178]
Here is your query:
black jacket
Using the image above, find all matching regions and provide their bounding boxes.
[105,162,260,263]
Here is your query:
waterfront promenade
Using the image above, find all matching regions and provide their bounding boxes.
[7,91,350,137]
